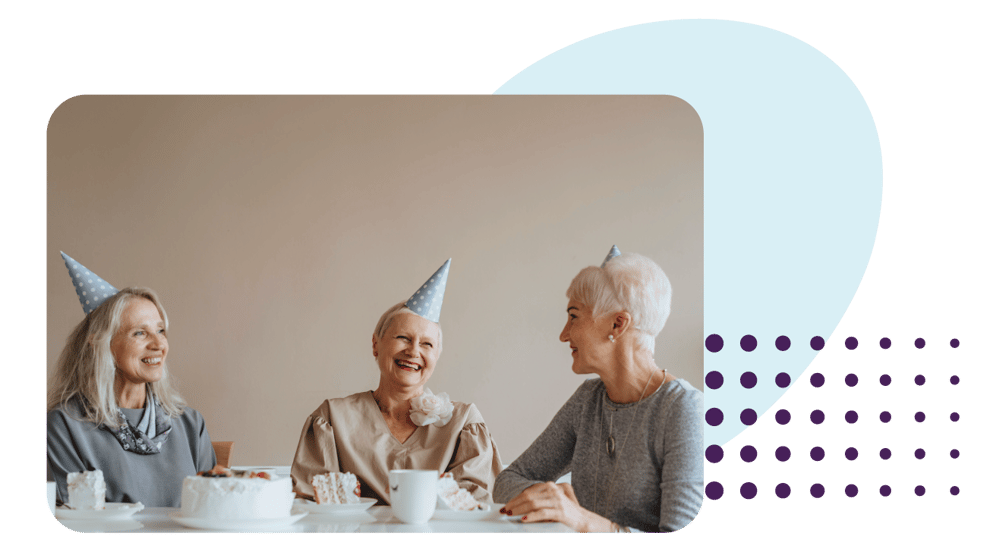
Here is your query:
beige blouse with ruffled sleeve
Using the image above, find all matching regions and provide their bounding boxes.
[291,390,502,505]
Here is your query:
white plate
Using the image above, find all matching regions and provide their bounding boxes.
[56,502,144,520]
[433,503,494,521]
[168,507,308,531]
[294,497,377,514]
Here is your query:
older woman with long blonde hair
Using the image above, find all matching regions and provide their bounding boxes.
[47,253,215,507]
[494,247,703,532]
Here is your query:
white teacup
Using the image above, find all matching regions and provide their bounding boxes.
[47,482,56,514]
[389,470,437,524]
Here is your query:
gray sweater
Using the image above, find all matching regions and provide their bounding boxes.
[47,397,216,507]
[493,377,703,532]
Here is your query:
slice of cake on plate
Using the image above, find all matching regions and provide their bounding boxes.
[311,471,362,504]
[67,469,106,510]
[437,472,484,511]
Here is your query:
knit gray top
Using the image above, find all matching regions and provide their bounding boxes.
[47,397,216,507]
[493,377,703,532]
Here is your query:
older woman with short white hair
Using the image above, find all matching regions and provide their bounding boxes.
[291,260,503,505]
[48,253,216,507]
[494,247,703,532]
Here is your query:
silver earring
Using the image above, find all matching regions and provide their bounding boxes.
[608,334,615,343]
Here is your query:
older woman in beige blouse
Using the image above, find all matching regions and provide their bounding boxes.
[291,302,503,505]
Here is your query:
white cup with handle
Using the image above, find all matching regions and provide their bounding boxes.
[389,470,437,524]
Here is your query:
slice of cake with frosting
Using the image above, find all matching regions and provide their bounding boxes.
[67,469,106,510]
[311,471,361,504]
[437,472,484,511]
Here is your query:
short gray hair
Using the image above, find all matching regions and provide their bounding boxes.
[373,301,443,349]
[48,287,186,427]
[565,252,672,353]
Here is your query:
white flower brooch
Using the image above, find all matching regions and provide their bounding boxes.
[409,388,454,427]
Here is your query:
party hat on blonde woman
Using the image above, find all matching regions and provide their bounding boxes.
[61,252,119,314]
[601,245,621,267]
[404,259,451,323]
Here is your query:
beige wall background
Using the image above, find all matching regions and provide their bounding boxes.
[47,96,702,466]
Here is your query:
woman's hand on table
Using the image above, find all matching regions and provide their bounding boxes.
[499,482,614,532]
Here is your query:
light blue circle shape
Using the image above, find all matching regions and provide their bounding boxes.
[496,20,882,447]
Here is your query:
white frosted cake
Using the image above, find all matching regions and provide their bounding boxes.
[180,466,293,520]
[67,469,106,510]
[437,472,483,510]
[311,471,361,504]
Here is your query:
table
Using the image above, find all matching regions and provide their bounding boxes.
[56,505,573,533]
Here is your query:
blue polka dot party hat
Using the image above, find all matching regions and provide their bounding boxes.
[404,258,451,323]
[61,252,119,314]
[601,244,621,267]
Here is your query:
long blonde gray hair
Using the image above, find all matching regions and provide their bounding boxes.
[48,287,185,427]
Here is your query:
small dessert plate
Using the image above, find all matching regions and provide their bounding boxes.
[293,497,377,514]
[433,503,495,521]
[56,502,145,520]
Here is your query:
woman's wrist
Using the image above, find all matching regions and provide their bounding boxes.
[578,509,616,533]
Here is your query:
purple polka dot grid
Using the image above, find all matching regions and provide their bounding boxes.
[704,334,962,501]
[704,333,962,353]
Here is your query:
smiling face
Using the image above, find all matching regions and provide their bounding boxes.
[373,311,441,391]
[559,297,612,375]
[110,297,168,388]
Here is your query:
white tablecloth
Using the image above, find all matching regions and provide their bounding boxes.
[56,505,573,533]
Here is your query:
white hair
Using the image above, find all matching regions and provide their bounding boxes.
[373,302,443,349]
[565,252,672,353]
[48,287,186,427]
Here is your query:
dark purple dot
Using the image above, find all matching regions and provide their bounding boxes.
[810,483,825,498]
[950,486,960,496]
[880,448,891,460]
[775,409,791,424]
[810,410,825,424]
[740,445,757,463]
[740,409,757,426]
[810,336,825,350]
[810,447,825,461]
[951,375,960,385]
[880,485,891,497]
[740,372,757,389]
[915,485,925,496]
[845,447,859,460]
[950,449,960,459]
[880,411,891,423]
[775,483,791,498]
[915,374,925,386]
[705,444,724,463]
[740,335,757,352]
[845,337,858,350]
[950,338,960,348]
[705,408,724,426]
[915,338,926,349]
[775,336,791,351]
[775,446,791,461]
[915,411,926,422]
[810,373,825,387]
[845,410,859,423]
[915,448,925,460]
[880,374,892,386]
[845,374,858,387]
[845,484,858,497]
[705,334,724,353]
[775,372,791,388]
[950,412,960,422]
[740,482,757,499]
[705,481,724,500]
[705,371,724,390]
[880,337,891,349]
